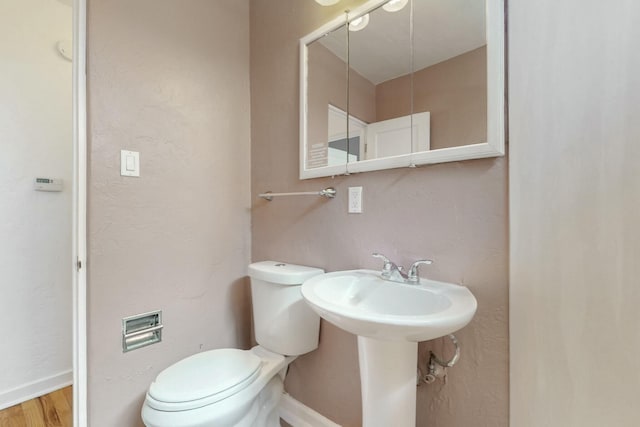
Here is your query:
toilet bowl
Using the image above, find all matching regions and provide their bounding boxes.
[141,261,323,427]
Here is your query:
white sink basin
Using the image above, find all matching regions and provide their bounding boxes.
[302,269,478,426]
[301,269,477,342]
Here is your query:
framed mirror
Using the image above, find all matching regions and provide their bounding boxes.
[299,0,505,179]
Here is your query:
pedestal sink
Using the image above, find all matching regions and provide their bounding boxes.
[301,270,477,427]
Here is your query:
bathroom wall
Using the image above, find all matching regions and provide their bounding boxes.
[0,0,73,409]
[86,1,251,425]
[250,1,508,426]
[510,0,640,425]
[376,46,487,149]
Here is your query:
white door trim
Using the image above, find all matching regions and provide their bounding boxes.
[72,0,87,425]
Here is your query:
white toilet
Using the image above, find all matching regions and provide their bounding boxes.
[141,261,324,427]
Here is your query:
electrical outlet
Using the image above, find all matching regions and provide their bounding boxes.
[348,186,363,213]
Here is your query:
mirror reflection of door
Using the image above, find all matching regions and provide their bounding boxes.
[0,0,73,423]
[327,105,365,165]
[347,1,413,161]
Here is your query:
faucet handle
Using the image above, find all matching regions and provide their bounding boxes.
[407,259,433,283]
[372,252,391,263]
[372,253,394,277]
[372,252,392,268]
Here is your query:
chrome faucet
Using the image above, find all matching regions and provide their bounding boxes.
[372,253,407,282]
[372,253,433,284]
[406,259,433,283]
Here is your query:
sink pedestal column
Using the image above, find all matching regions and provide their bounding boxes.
[357,336,417,427]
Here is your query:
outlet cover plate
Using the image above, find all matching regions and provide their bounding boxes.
[348,186,363,213]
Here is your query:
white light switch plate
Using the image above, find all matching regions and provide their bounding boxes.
[120,150,140,177]
[348,186,363,213]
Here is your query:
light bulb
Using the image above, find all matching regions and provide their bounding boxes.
[348,13,370,31]
[314,0,340,5]
[382,0,408,12]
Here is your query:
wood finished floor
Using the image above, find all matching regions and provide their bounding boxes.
[0,386,72,427]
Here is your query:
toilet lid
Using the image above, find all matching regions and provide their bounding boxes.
[147,349,262,410]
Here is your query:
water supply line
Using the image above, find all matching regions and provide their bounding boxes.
[419,334,461,385]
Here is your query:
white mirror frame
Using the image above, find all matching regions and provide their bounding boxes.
[299,0,505,180]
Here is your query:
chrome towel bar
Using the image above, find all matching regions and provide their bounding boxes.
[258,187,336,201]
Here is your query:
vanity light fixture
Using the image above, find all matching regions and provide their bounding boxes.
[348,13,370,31]
[314,0,340,5]
[382,0,408,12]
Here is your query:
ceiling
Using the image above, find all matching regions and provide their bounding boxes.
[318,0,486,85]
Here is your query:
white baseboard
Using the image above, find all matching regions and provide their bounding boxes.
[279,392,341,427]
[0,370,72,410]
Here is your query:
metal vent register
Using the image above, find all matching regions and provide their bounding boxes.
[122,310,163,352]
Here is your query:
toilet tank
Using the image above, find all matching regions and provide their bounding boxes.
[249,261,324,356]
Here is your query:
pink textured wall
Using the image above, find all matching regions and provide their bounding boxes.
[376,46,487,149]
[250,0,508,426]
[87,1,251,425]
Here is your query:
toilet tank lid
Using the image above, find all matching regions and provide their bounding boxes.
[249,261,324,285]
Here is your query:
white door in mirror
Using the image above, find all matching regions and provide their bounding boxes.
[120,150,140,177]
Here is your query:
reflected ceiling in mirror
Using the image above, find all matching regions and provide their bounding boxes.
[299,0,505,179]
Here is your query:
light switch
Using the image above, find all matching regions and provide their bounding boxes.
[126,155,135,171]
[121,150,140,177]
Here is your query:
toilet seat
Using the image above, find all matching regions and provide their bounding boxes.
[146,349,262,412]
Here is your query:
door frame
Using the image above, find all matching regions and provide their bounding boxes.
[72,0,87,425]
